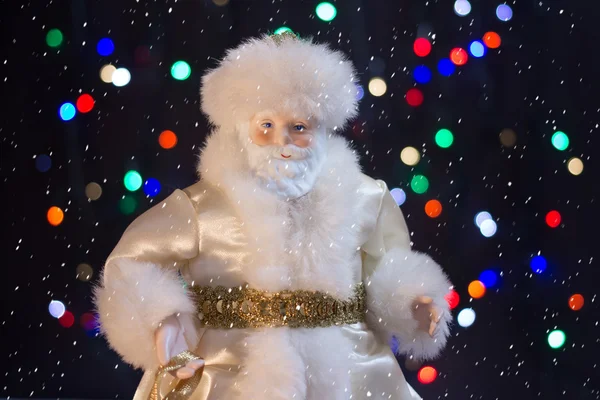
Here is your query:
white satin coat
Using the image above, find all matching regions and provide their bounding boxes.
[94,129,452,400]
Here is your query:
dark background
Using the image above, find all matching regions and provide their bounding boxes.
[1,0,599,398]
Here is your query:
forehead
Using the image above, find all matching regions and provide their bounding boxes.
[252,109,313,122]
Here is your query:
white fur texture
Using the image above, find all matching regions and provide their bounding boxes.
[364,248,453,361]
[93,260,198,371]
[201,34,359,131]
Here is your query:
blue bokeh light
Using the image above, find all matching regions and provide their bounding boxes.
[437,58,455,76]
[355,85,365,101]
[413,65,432,84]
[496,4,513,21]
[479,270,498,288]
[469,40,486,58]
[390,188,406,206]
[59,102,76,121]
[143,178,161,197]
[530,255,547,274]
[35,154,52,172]
[97,38,115,56]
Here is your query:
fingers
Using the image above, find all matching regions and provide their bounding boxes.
[175,359,205,380]
[428,319,437,337]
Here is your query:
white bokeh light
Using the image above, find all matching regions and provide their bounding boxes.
[48,300,66,319]
[112,67,131,87]
[454,0,472,16]
[475,211,492,228]
[100,64,116,83]
[480,219,497,237]
[390,188,406,206]
[368,77,387,97]
[400,146,421,166]
[457,308,476,328]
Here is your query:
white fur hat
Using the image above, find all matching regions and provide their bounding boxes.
[200,33,359,131]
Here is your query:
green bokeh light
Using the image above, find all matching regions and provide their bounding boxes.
[46,29,63,48]
[119,195,138,215]
[316,2,337,22]
[435,129,454,148]
[124,170,142,191]
[547,329,566,349]
[551,131,569,151]
[171,61,191,81]
[274,26,293,35]
[410,175,429,194]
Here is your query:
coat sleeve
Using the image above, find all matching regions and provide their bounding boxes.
[93,189,201,371]
[361,180,453,361]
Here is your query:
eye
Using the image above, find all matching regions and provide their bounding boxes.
[293,124,307,132]
[261,122,273,129]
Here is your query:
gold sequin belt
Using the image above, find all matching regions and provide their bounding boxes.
[191,282,366,329]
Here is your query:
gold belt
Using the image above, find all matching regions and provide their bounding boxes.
[190,282,366,329]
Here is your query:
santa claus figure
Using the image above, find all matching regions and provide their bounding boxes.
[94,32,453,400]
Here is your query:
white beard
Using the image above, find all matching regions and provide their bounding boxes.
[238,123,328,200]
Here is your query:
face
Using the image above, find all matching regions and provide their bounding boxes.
[239,110,327,199]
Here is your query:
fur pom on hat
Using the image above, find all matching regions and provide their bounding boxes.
[200,33,359,131]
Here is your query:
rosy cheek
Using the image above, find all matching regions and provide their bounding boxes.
[293,136,312,148]
[250,129,271,146]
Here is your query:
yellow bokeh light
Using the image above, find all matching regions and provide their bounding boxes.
[567,157,583,176]
[100,64,116,83]
[400,146,421,166]
[368,77,387,97]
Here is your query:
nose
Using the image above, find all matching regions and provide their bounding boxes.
[272,128,292,147]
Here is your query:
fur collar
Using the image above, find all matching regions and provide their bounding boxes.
[196,128,365,299]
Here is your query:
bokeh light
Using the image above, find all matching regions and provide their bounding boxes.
[547,330,566,349]
[49,300,66,319]
[437,58,455,76]
[47,206,64,226]
[410,175,429,194]
[112,67,131,87]
[76,94,94,113]
[124,170,142,191]
[468,280,486,299]
[417,366,438,384]
[76,263,94,282]
[212,0,230,5]
[480,219,497,237]
[496,4,513,21]
[159,130,178,149]
[406,88,424,106]
[46,29,63,48]
[80,312,97,331]
[368,77,387,97]
[355,85,365,101]
[469,40,486,58]
[400,146,420,166]
[499,128,517,147]
[545,210,561,228]
[315,2,337,21]
[100,64,116,83]
[453,0,471,16]
[85,182,103,201]
[274,26,293,35]
[413,65,432,84]
[119,195,138,215]
[567,157,583,175]
[479,270,498,288]
[143,178,161,197]
[457,308,476,328]
[450,47,468,65]
[551,131,569,151]
[96,38,115,56]
[413,38,431,57]
[390,188,407,206]
[445,290,460,309]
[171,61,191,80]
[568,294,584,311]
[425,200,442,218]
[435,129,454,148]
[59,102,76,121]
[35,154,52,172]
[59,311,75,328]
[530,255,547,274]
[475,211,492,228]
[483,32,501,49]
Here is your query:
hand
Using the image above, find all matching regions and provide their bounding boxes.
[155,314,205,380]
[411,296,443,337]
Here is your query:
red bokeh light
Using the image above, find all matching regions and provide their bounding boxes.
[445,290,460,310]
[545,210,561,228]
[406,88,424,107]
[483,31,502,49]
[76,94,94,113]
[450,48,468,65]
[413,38,432,57]
[59,310,75,328]
[568,294,584,311]
[418,366,438,384]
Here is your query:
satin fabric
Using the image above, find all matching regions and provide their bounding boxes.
[105,178,421,400]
